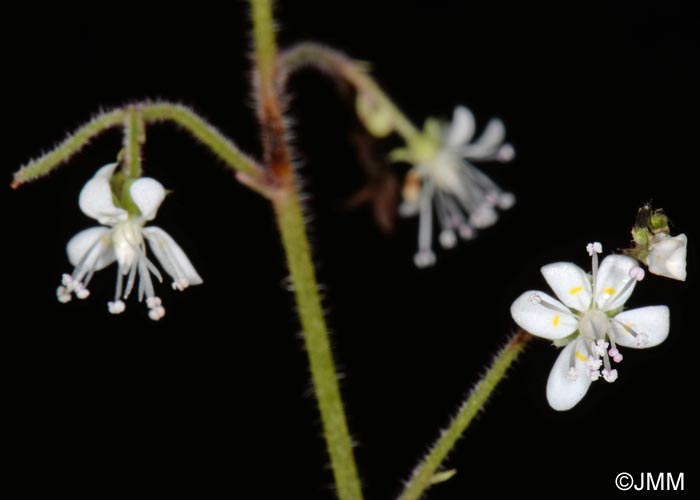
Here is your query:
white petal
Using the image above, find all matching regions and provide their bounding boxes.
[143,227,203,286]
[612,306,670,349]
[445,106,475,147]
[647,233,687,281]
[67,227,116,271]
[461,118,505,159]
[541,262,592,311]
[594,254,638,311]
[546,339,592,411]
[78,163,128,225]
[130,177,166,221]
[510,290,578,340]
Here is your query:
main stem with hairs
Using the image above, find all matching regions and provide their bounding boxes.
[249,2,364,500]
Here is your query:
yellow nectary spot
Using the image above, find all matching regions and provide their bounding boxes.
[575,351,587,362]
[623,321,632,333]
[604,287,616,295]
[552,315,560,326]
[569,286,583,295]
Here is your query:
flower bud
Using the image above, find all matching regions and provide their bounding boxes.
[646,233,687,281]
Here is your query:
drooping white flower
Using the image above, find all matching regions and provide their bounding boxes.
[646,233,687,281]
[397,106,515,267]
[510,243,670,411]
[57,163,203,320]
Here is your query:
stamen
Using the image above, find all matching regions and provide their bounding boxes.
[148,307,165,321]
[470,205,498,229]
[83,268,96,287]
[108,300,126,314]
[439,229,458,249]
[629,266,645,282]
[602,270,640,310]
[146,296,165,321]
[592,339,609,357]
[171,278,190,291]
[602,350,612,372]
[496,143,515,163]
[114,266,124,302]
[439,193,468,228]
[434,192,457,249]
[436,195,476,241]
[70,234,109,285]
[587,242,602,291]
[458,224,475,240]
[497,192,516,210]
[137,255,156,303]
[531,295,576,317]
[608,347,623,363]
[146,296,162,308]
[612,319,649,346]
[568,343,579,378]
[123,262,138,299]
[144,255,163,283]
[586,351,602,381]
[75,285,90,300]
[602,368,618,383]
[586,242,603,256]
[412,183,436,268]
[56,286,72,303]
[484,191,499,207]
[414,250,436,268]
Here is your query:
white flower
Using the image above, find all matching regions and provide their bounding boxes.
[510,243,670,411]
[398,106,515,267]
[56,163,203,320]
[646,233,687,281]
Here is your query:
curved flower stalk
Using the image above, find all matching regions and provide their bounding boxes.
[394,106,515,267]
[57,163,202,320]
[511,243,670,410]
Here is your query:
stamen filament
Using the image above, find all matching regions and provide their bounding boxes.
[536,297,576,317]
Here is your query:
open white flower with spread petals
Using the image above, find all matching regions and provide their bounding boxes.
[395,106,515,267]
[646,233,687,281]
[510,243,670,411]
[57,163,202,320]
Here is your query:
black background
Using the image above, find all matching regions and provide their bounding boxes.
[3,1,697,498]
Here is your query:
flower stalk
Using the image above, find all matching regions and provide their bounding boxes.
[249,2,363,500]
[398,330,531,500]
[12,109,125,188]
[12,102,264,189]
[279,42,420,143]
[123,107,145,179]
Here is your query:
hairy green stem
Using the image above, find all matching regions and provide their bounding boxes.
[123,107,144,179]
[398,330,532,500]
[274,193,363,500]
[250,2,363,499]
[13,102,264,189]
[279,42,421,143]
[140,102,262,179]
[12,109,125,187]
[250,0,277,96]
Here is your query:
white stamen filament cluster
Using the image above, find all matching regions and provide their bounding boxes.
[57,220,172,321]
